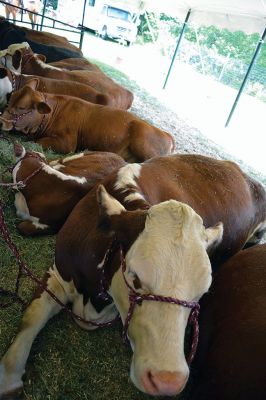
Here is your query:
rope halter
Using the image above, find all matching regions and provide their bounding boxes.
[119,247,200,365]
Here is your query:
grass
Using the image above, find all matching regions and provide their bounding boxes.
[0,61,265,400]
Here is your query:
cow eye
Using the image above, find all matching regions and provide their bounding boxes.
[132,273,142,290]
[18,106,25,111]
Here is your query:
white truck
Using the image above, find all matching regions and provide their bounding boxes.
[85,0,140,46]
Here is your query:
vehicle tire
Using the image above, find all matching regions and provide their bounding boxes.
[100,26,107,40]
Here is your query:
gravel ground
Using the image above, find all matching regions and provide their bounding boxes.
[129,86,266,187]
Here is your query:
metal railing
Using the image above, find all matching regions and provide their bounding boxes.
[0,0,87,49]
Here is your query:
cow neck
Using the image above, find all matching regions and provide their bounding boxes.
[21,52,36,74]
[37,95,58,137]
[34,93,50,140]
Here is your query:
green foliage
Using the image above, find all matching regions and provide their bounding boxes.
[137,12,266,100]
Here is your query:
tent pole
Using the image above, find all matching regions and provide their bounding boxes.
[40,0,47,31]
[79,0,87,50]
[163,9,191,89]
[225,26,266,127]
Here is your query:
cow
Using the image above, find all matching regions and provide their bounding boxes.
[0,66,119,110]
[0,17,83,61]
[0,44,134,109]
[0,82,174,160]
[11,143,125,235]
[0,153,265,398]
[191,243,266,400]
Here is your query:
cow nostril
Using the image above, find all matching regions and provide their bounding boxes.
[141,370,188,396]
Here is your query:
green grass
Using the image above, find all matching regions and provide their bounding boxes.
[0,62,265,400]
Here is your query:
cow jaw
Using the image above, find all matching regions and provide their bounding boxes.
[107,200,223,396]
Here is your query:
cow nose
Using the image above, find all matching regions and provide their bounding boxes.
[141,370,188,396]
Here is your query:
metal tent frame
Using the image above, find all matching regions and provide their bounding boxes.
[162,10,266,127]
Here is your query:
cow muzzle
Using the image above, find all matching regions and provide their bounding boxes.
[141,369,188,396]
[0,117,13,131]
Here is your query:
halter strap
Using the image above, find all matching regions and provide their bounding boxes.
[120,247,200,365]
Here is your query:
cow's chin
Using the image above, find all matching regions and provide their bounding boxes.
[129,347,189,397]
[21,126,37,135]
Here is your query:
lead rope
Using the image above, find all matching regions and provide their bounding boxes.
[0,201,120,327]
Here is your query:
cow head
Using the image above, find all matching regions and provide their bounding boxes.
[0,80,49,136]
[97,185,223,396]
[0,42,30,72]
[0,66,12,110]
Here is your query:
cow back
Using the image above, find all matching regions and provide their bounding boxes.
[192,243,266,400]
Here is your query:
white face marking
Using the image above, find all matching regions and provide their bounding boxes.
[110,200,223,395]
[0,76,12,108]
[62,153,85,163]
[14,192,49,230]
[42,164,87,184]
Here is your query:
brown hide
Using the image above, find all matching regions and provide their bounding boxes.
[55,153,266,309]
[0,86,174,160]
[11,47,133,109]
[4,67,112,106]
[191,243,266,400]
[49,58,101,71]
[15,150,126,235]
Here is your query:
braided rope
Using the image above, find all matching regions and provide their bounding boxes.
[0,202,119,328]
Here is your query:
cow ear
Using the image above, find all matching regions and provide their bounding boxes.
[12,50,22,71]
[36,101,51,114]
[97,185,125,218]
[205,222,223,251]
[36,53,46,63]
[25,78,39,91]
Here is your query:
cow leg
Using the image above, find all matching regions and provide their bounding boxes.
[0,272,68,398]
[36,136,76,153]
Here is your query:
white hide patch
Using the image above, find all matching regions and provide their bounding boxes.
[52,164,65,171]
[114,164,145,203]
[62,153,85,163]
[35,57,62,71]
[14,192,49,230]
[42,164,86,184]
[0,43,29,58]
[7,42,30,55]
[100,187,125,216]
[48,159,60,166]
[0,76,12,108]
[50,264,117,330]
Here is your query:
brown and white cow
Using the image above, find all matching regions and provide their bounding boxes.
[0,44,133,109]
[0,66,118,110]
[0,154,265,398]
[12,144,125,235]
[0,83,175,160]
[191,243,266,400]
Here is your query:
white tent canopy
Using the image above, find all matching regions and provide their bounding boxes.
[143,0,266,33]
